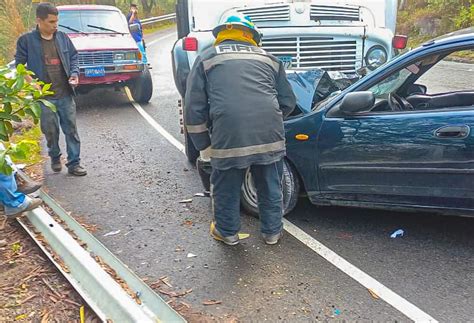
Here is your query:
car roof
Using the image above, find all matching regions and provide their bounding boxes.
[426,27,474,46]
[57,5,120,11]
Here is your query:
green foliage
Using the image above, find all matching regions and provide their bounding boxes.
[454,3,474,28]
[10,125,42,166]
[397,0,473,48]
[11,241,22,254]
[0,63,55,175]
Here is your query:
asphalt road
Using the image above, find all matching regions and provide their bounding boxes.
[42,28,474,322]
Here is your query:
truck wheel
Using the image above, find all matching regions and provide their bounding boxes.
[241,159,300,217]
[129,68,153,103]
[184,127,200,164]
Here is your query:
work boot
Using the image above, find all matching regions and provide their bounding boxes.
[262,231,283,245]
[4,196,42,218]
[68,165,87,176]
[15,174,42,195]
[210,221,239,246]
[51,158,62,172]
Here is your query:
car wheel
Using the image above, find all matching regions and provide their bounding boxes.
[241,159,300,217]
[129,68,153,103]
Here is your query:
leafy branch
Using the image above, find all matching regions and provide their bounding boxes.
[0,63,56,174]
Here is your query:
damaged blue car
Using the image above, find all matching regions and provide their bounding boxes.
[198,28,474,217]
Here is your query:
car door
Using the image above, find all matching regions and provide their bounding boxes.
[316,49,474,212]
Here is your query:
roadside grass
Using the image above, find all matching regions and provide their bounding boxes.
[143,22,175,35]
[9,123,43,166]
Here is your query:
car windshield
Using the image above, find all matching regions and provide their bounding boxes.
[367,67,414,98]
[58,10,129,34]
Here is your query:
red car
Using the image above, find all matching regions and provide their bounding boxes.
[58,5,153,103]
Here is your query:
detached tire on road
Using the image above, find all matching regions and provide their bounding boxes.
[241,159,300,217]
[129,68,153,103]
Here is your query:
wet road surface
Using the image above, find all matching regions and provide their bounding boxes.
[42,28,474,322]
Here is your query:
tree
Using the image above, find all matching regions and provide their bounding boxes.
[0,64,55,175]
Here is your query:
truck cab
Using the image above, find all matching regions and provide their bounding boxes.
[58,5,153,103]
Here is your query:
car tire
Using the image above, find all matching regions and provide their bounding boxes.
[241,159,300,217]
[129,68,153,103]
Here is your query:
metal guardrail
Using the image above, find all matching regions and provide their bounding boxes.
[11,175,185,322]
[141,13,176,26]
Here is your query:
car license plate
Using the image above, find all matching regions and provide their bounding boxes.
[277,56,293,68]
[85,67,105,77]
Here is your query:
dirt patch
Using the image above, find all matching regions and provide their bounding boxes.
[0,161,99,322]
[0,220,98,322]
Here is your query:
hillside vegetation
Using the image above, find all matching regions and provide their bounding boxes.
[397,0,474,47]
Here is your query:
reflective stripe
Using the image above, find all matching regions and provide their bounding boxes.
[211,140,285,159]
[186,123,208,133]
[203,53,280,73]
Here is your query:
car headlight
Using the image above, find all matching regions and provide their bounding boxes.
[114,52,138,62]
[365,46,387,70]
[113,53,125,61]
[124,51,138,60]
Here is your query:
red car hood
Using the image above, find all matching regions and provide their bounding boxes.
[68,33,138,51]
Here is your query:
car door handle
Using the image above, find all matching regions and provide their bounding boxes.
[434,125,470,139]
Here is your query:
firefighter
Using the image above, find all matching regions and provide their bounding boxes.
[184,14,296,246]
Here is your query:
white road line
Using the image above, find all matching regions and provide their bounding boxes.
[146,32,176,47]
[284,220,437,322]
[125,88,185,154]
[127,34,438,323]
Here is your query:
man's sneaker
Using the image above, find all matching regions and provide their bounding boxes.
[68,165,87,176]
[262,231,283,245]
[5,196,42,218]
[210,221,239,246]
[51,158,62,172]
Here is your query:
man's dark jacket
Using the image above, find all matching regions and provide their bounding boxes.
[184,40,296,170]
[15,29,79,86]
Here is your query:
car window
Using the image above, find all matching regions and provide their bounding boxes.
[59,10,129,34]
[415,50,474,94]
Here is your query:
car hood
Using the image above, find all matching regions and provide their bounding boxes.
[68,33,138,51]
[287,69,357,114]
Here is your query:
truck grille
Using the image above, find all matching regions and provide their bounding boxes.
[262,36,358,73]
[237,4,290,22]
[310,4,360,21]
[78,51,114,67]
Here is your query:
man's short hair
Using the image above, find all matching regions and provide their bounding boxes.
[130,3,138,8]
[36,3,58,20]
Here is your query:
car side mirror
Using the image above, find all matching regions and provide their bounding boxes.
[407,84,427,95]
[339,91,375,114]
[129,23,140,33]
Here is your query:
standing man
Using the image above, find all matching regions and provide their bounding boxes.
[15,2,87,176]
[127,4,148,64]
[185,15,296,246]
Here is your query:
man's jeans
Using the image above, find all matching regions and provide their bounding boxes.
[137,40,148,64]
[0,172,25,211]
[40,95,81,168]
[211,159,284,237]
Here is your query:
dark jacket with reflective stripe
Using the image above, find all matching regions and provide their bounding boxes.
[184,41,296,170]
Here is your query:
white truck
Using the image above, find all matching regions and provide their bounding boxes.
[172,0,406,162]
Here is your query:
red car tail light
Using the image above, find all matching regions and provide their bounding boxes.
[183,37,198,51]
[392,35,408,49]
